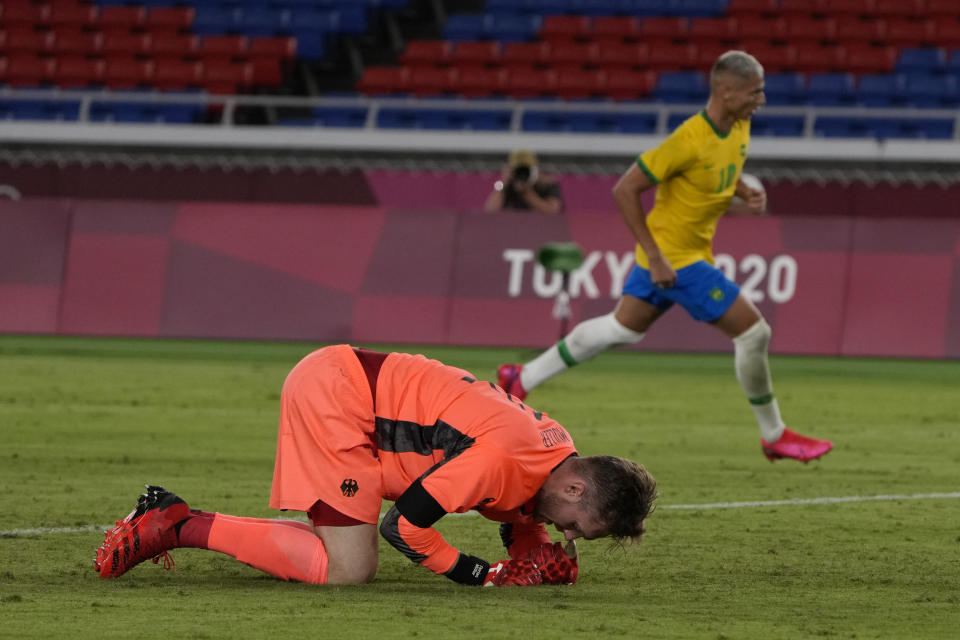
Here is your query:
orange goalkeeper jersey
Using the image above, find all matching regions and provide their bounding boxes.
[374,351,577,575]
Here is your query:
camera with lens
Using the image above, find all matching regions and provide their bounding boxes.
[510,164,537,186]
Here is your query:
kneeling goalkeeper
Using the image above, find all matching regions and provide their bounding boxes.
[95,345,657,586]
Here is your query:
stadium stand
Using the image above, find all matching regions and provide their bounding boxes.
[0,0,958,141]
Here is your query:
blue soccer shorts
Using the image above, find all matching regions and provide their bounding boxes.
[622,260,740,322]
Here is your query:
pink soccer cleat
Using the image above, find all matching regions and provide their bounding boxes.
[496,363,528,401]
[762,427,833,463]
[95,485,191,578]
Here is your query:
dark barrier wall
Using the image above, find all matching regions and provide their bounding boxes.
[2,198,958,358]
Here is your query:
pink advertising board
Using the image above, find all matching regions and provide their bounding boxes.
[1,197,958,358]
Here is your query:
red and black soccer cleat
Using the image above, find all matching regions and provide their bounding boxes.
[496,363,528,401]
[95,485,190,578]
[762,427,833,463]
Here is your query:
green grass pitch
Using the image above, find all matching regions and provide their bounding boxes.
[1,335,958,639]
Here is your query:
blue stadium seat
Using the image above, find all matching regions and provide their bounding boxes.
[0,99,80,121]
[652,71,708,103]
[192,7,236,36]
[443,14,487,41]
[806,73,855,106]
[567,112,620,133]
[522,111,572,132]
[237,8,289,37]
[486,14,542,42]
[857,74,906,107]
[460,109,512,130]
[904,75,959,108]
[762,73,806,106]
[615,113,657,134]
[947,50,960,75]
[894,48,946,75]
[750,114,805,136]
[814,117,869,138]
[908,118,954,139]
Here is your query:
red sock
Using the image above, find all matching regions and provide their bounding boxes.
[180,512,328,583]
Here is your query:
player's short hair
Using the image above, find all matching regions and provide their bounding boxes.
[579,456,658,544]
[710,50,763,84]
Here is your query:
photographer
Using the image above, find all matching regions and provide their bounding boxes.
[484,149,564,214]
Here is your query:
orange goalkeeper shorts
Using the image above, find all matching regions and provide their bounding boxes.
[268,344,382,524]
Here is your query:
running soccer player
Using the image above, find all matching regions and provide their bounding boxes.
[498,51,832,464]
[95,345,657,586]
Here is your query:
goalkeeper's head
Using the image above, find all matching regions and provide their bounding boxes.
[534,455,658,545]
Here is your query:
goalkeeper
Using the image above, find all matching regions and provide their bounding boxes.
[95,344,657,587]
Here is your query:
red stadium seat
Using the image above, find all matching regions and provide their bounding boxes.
[605,69,656,100]
[792,44,845,72]
[399,40,452,66]
[505,67,558,98]
[249,58,284,87]
[201,60,252,94]
[883,18,936,48]
[778,0,818,17]
[726,0,779,15]
[356,66,410,94]
[638,17,688,41]
[451,41,501,67]
[539,15,591,42]
[873,0,924,18]
[545,41,598,69]
[146,7,194,32]
[98,6,145,31]
[1,53,54,86]
[100,30,149,56]
[842,43,897,73]
[646,43,698,71]
[153,59,202,90]
[830,17,886,44]
[249,37,296,60]
[408,65,457,95]
[199,35,249,59]
[147,32,199,57]
[101,55,153,89]
[934,21,960,49]
[52,29,102,56]
[736,15,783,42]
[450,67,507,97]
[594,42,649,70]
[556,69,606,99]
[815,0,876,17]
[696,43,728,69]
[1,26,53,54]
[781,17,836,44]
[49,3,98,29]
[0,1,51,27]
[928,0,960,18]
[687,18,738,43]
[741,43,797,72]
[501,41,550,69]
[52,55,104,87]
[590,16,640,42]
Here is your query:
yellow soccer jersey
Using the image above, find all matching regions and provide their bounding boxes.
[635,111,750,269]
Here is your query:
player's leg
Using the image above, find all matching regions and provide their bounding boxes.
[712,293,833,462]
[499,265,669,399]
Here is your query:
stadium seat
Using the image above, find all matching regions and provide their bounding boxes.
[762,72,807,105]
[356,66,410,95]
[399,40,452,67]
[407,66,457,96]
[49,3,98,29]
[604,69,656,100]
[934,22,960,50]
[488,14,542,43]
[2,27,53,54]
[506,68,558,98]
[844,44,897,73]
[545,41,599,69]
[555,69,607,99]
[726,0,779,15]
[191,7,235,36]
[782,17,835,44]
[450,67,507,97]
[0,53,54,86]
[947,50,960,75]
[145,7,194,32]
[501,41,551,69]
[750,114,805,136]
[811,0,876,18]
[742,44,797,73]
[566,112,621,134]
[646,43,698,71]
[442,14,486,42]
[856,73,905,107]
[590,16,641,42]
[595,42,649,70]
[148,32,199,57]
[539,15,591,42]
[152,59,202,91]
[652,71,708,103]
[101,56,154,89]
[894,48,946,75]
[736,15,783,42]
[201,60,252,93]
[806,72,855,105]
[451,41,501,67]
[0,97,79,121]
[874,0,924,19]
[248,37,297,61]
[100,31,149,57]
[237,8,288,37]
[54,28,104,56]
[828,17,886,45]
[98,6,146,31]
[199,35,250,59]
[904,75,959,108]
[687,17,738,43]
[638,17,688,42]
[0,1,50,27]
[289,106,368,128]
[52,56,104,88]
[615,112,658,133]
[884,18,936,48]
[928,0,960,18]
[814,116,869,138]
[521,111,572,133]
[793,45,845,73]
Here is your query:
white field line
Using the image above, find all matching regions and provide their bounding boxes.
[3,491,959,538]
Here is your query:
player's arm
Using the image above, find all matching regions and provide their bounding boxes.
[612,163,676,288]
[732,174,767,216]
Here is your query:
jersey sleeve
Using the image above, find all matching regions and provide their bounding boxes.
[378,446,515,583]
[637,126,698,185]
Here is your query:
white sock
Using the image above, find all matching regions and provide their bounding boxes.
[732,319,785,442]
[521,312,644,391]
